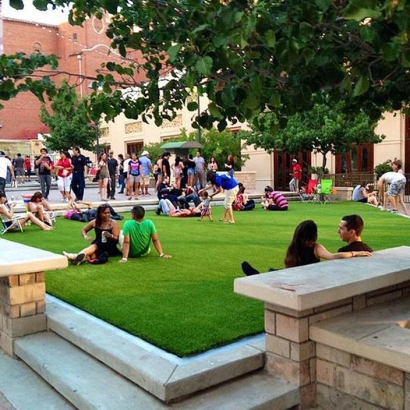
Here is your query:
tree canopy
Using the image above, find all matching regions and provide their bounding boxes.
[240,98,385,169]
[40,81,99,151]
[3,0,410,129]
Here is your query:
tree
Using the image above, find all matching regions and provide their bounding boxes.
[3,0,410,128]
[180,128,248,170]
[40,81,99,151]
[240,98,385,170]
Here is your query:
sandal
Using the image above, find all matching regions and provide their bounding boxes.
[219,219,226,222]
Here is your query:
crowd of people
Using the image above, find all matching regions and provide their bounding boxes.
[0,148,408,270]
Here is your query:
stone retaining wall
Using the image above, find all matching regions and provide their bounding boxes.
[0,239,67,356]
[235,246,410,409]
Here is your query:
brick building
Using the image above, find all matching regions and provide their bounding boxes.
[0,15,144,141]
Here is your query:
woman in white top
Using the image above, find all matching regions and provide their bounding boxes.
[377,170,406,213]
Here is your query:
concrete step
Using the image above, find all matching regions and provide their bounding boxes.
[14,331,298,410]
[45,298,266,402]
[0,348,75,410]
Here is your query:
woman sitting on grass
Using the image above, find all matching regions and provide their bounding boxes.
[63,204,121,265]
[27,191,54,226]
[241,219,371,275]
[0,192,53,231]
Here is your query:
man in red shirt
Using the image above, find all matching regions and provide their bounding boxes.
[289,158,302,192]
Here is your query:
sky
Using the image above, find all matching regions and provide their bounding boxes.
[2,1,69,24]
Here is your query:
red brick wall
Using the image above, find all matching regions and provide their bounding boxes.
[1,16,146,141]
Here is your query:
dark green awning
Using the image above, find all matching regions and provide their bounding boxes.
[160,141,203,150]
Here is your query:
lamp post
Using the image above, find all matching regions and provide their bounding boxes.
[197,94,202,145]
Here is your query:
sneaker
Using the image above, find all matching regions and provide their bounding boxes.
[241,261,260,276]
[110,197,116,200]
[72,253,86,266]
[390,209,398,213]
[155,208,161,215]
[63,251,77,260]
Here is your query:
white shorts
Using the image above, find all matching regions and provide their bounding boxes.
[57,175,72,192]
[224,186,239,209]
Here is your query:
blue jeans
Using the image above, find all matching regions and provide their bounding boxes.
[118,173,125,193]
[39,174,52,199]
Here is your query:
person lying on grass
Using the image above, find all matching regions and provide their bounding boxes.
[119,205,171,263]
[242,215,372,276]
[156,198,201,217]
[63,204,121,265]
[0,192,53,231]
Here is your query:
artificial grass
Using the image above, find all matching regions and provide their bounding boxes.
[4,201,410,357]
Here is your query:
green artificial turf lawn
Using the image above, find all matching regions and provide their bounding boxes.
[4,201,410,357]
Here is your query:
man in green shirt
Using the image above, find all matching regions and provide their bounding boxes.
[119,205,171,262]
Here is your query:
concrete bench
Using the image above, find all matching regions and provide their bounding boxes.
[0,238,67,356]
[234,246,410,409]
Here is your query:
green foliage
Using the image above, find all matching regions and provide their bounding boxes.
[180,127,248,170]
[5,202,410,356]
[2,1,410,129]
[40,81,99,151]
[241,97,385,169]
[374,160,393,179]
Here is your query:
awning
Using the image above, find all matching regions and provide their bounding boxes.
[160,141,203,150]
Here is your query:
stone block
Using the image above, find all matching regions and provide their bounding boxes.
[7,276,19,287]
[265,302,313,318]
[336,366,403,410]
[266,334,290,358]
[36,300,46,314]
[309,304,352,325]
[353,294,366,311]
[276,313,309,343]
[366,285,397,298]
[264,309,275,334]
[317,358,335,386]
[366,290,402,307]
[265,352,311,386]
[310,357,316,382]
[0,331,14,357]
[35,272,45,282]
[2,314,47,337]
[19,273,36,285]
[290,341,315,362]
[316,344,351,368]
[20,302,37,317]
[317,383,386,410]
[351,355,403,386]
[397,280,410,289]
[299,383,316,410]
[7,305,20,319]
[405,373,410,410]
[313,297,352,313]
[9,282,45,305]
[0,286,8,303]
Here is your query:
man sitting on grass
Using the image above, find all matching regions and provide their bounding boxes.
[119,205,171,263]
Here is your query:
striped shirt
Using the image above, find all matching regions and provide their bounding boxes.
[269,192,288,209]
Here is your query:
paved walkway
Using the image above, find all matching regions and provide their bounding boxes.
[0,392,15,410]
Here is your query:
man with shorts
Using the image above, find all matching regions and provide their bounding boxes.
[199,170,239,224]
[119,205,171,262]
[13,153,25,184]
[378,171,406,213]
[139,150,152,195]
[0,151,15,195]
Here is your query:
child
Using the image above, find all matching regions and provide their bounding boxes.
[198,191,213,222]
